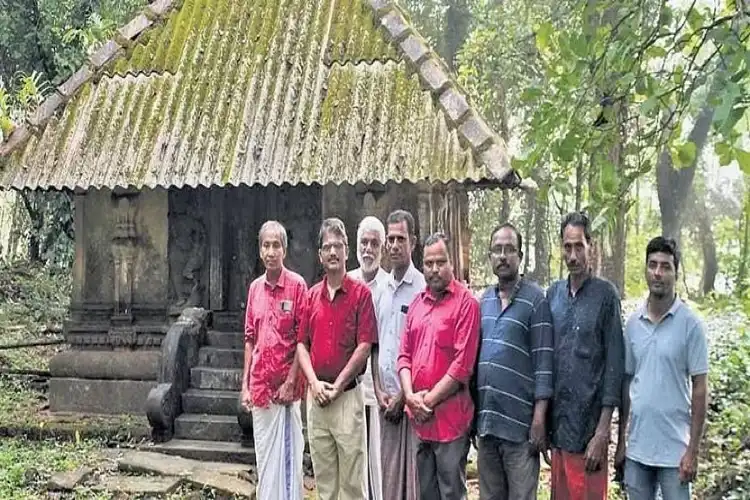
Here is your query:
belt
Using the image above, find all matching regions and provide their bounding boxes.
[319,378,358,392]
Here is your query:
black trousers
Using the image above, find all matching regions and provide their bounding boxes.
[416,433,470,500]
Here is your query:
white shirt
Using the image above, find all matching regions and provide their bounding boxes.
[347,267,389,406]
[376,263,426,396]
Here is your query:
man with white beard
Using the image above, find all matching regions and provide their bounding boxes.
[348,215,388,500]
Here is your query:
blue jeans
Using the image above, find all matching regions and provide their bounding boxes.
[624,458,691,500]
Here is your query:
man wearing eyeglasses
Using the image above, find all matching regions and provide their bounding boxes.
[472,223,554,500]
[297,217,379,500]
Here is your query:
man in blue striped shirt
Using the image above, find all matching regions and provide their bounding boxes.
[473,223,554,500]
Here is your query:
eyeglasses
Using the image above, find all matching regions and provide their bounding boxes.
[321,241,345,253]
[489,245,518,257]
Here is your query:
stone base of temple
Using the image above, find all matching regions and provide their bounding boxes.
[49,378,156,415]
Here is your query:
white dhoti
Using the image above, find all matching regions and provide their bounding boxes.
[252,402,305,500]
[365,403,383,500]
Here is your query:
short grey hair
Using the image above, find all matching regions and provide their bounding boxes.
[259,220,288,250]
[356,216,385,245]
[318,217,348,247]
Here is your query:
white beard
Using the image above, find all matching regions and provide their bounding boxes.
[358,254,381,274]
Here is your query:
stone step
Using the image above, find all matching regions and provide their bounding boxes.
[199,346,244,369]
[149,439,255,464]
[206,330,244,349]
[175,414,241,442]
[182,388,239,415]
[211,312,244,333]
[191,367,243,391]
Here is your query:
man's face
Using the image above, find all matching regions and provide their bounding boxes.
[423,239,453,294]
[489,227,521,281]
[646,251,676,299]
[357,229,383,273]
[319,230,347,274]
[260,230,285,272]
[562,225,590,277]
[386,220,414,270]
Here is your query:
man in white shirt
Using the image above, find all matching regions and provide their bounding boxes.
[348,215,388,500]
[373,210,426,500]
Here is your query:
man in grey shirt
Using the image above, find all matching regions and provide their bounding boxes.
[616,236,709,500]
[372,209,426,500]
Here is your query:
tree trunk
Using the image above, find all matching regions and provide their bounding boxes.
[19,190,44,262]
[657,104,715,243]
[523,190,533,276]
[442,0,471,70]
[737,188,750,294]
[532,185,550,285]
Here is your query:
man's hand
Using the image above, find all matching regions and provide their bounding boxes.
[375,387,391,411]
[679,447,698,483]
[312,380,334,407]
[384,392,405,423]
[274,380,295,405]
[614,442,626,484]
[529,416,547,453]
[325,382,343,403]
[584,431,609,472]
[241,386,252,411]
[406,390,433,423]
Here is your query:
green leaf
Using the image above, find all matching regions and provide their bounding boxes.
[520,86,543,103]
[535,22,553,52]
[640,95,659,115]
[646,45,668,58]
[737,149,750,174]
[715,142,734,166]
[676,141,697,167]
[591,207,609,232]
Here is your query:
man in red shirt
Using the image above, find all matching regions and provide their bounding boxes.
[241,220,308,500]
[397,232,480,500]
[297,217,379,500]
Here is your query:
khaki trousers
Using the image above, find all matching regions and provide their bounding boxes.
[307,385,367,500]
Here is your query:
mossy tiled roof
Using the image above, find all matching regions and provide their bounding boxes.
[0,0,515,190]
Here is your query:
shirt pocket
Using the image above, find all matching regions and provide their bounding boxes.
[434,317,455,350]
[276,310,295,339]
[338,310,358,348]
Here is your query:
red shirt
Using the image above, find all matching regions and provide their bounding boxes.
[244,267,308,408]
[298,274,378,383]
[397,279,480,442]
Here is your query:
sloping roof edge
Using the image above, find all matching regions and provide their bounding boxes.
[0,0,520,188]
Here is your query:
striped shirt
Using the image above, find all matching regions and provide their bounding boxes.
[474,279,554,444]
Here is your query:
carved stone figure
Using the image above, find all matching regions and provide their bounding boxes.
[169,214,207,314]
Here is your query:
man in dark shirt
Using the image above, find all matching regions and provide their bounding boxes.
[546,212,625,500]
[297,217,379,500]
[474,223,554,500]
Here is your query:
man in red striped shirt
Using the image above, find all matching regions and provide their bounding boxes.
[397,232,480,500]
[241,220,307,500]
[297,217,379,500]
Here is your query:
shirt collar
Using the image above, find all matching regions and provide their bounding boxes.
[323,273,352,294]
[494,277,524,302]
[638,296,682,321]
[566,272,592,296]
[389,261,418,289]
[350,267,388,289]
[263,267,287,289]
[423,278,457,302]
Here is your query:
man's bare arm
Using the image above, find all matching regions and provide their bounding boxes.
[687,374,708,455]
[424,374,461,408]
[296,343,318,385]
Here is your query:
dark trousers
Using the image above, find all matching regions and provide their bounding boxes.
[478,435,540,500]
[416,433,470,500]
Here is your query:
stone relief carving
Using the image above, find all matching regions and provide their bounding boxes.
[169,213,207,314]
[111,193,138,325]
